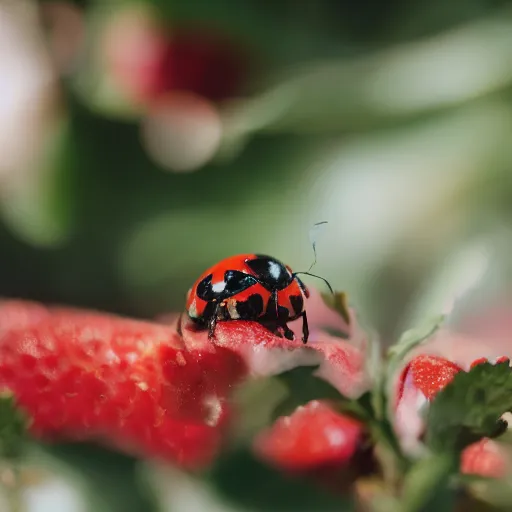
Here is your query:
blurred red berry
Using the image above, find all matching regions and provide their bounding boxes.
[104,7,249,107]
[155,27,249,103]
[0,300,246,469]
[461,439,508,479]
[254,400,363,471]
[102,5,168,105]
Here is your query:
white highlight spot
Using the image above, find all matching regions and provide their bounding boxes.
[188,300,198,318]
[325,427,345,447]
[126,352,138,364]
[203,394,222,427]
[212,281,226,293]
[268,261,281,280]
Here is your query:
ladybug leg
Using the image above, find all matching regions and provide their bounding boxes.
[208,314,218,339]
[268,289,284,338]
[271,290,295,341]
[271,289,279,321]
[208,301,220,340]
[176,313,183,336]
[282,324,294,341]
[301,311,309,344]
[208,302,222,340]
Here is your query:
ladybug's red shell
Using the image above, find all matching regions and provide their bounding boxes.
[185,254,310,340]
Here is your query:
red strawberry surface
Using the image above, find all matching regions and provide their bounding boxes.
[395,354,463,455]
[253,400,363,471]
[178,288,370,400]
[397,355,462,403]
[461,438,508,479]
[0,300,246,469]
[0,293,367,469]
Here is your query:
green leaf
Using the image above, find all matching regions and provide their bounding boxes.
[47,443,159,512]
[381,315,445,420]
[400,453,457,512]
[272,365,350,420]
[320,291,351,328]
[0,118,75,248]
[0,392,30,459]
[425,360,512,452]
[207,448,355,512]
[465,474,512,510]
[231,376,289,443]
[387,314,445,375]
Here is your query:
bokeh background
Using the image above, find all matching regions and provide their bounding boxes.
[2,0,512,510]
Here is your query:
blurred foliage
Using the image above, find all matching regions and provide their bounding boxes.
[206,448,354,511]
[3,0,512,509]
[0,394,29,460]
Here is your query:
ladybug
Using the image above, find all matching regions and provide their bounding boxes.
[183,254,332,344]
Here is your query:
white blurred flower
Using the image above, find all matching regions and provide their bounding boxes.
[141,91,223,172]
[0,0,59,181]
[0,0,66,246]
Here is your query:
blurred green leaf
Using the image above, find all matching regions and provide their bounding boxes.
[0,393,29,460]
[379,315,444,422]
[426,361,512,452]
[47,443,159,512]
[272,365,347,420]
[222,7,512,141]
[208,448,355,511]
[400,453,457,512]
[387,315,445,366]
[385,315,445,400]
[231,376,288,443]
[465,473,512,510]
[0,118,75,248]
[320,291,351,328]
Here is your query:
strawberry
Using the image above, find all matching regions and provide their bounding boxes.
[180,315,369,399]
[397,355,462,403]
[0,295,367,470]
[0,300,246,469]
[461,438,508,479]
[253,400,363,471]
[395,355,463,455]
[396,353,512,472]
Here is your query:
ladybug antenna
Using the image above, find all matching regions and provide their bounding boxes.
[307,220,328,273]
[293,221,334,295]
[293,271,334,295]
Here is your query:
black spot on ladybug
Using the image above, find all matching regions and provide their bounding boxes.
[290,295,304,316]
[277,304,291,320]
[245,256,292,291]
[196,274,214,301]
[236,294,264,320]
[223,270,258,297]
